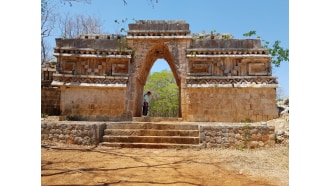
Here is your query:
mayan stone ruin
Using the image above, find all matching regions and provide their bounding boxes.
[50,20,279,122]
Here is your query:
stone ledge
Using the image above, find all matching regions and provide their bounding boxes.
[53,74,129,79]
[53,53,132,58]
[187,84,279,88]
[51,75,129,87]
[186,54,270,58]
[186,48,269,56]
[126,36,192,39]
[186,76,278,86]
[128,20,189,31]
[51,81,127,87]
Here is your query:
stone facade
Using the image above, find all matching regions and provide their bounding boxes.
[51,20,279,122]
[59,86,127,121]
[183,88,277,122]
[41,64,56,88]
[41,87,60,116]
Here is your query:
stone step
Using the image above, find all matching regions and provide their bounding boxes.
[132,117,183,122]
[99,142,202,149]
[105,123,199,130]
[101,122,200,149]
[104,129,199,137]
[102,136,200,144]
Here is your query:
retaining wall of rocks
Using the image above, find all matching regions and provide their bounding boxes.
[41,122,106,146]
[200,124,275,149]
[41,121,276,149]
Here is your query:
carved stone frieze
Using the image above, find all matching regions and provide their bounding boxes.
[188,63,212,75]
[186,49,268,56]
[112,63,129,76]
[186,76,278,87]
[54,49,132,58]
[187,57,270,77]
[52,74,128,87]
[248,63,268,76]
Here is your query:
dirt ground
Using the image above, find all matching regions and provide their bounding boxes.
[41,115,289,186]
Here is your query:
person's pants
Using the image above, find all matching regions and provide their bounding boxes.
[142,106,149,116]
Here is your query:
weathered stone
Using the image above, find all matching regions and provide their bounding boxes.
[59,134,65,140]
[235,134,242,140]
[210,131,217,137]
[258,141,265,147]
[44,20,279,122]
[74,137,83,145]
[269,134,275,140]
[249,141,259,149]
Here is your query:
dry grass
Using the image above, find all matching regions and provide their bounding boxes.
[216,145,289,185]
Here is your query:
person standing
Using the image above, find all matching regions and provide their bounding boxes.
[142,91,151,117]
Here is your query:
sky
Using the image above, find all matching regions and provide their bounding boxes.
[45,0,289,98]
[4,0,330,185]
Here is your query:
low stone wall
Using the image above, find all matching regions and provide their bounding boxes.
[200,124,275,149]
[41,121,276,149]
[41,122,106,146]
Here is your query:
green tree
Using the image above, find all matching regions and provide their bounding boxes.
[144,70,179,117]
[263,40,289,67]
[243,30,289,67]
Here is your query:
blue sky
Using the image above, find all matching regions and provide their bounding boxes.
[5,1,330,185]
[46,0,289,97]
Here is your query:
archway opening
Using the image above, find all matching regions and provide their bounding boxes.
[143,59,180,117]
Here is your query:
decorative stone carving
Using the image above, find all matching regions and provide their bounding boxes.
[52,74,128,87]
[248,62,269,76]
[112,63,129,76]
[186,76,278,87]
[188,62,212,75]
[50,20,279,122]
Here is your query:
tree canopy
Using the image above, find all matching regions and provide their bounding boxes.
[144,70,179,117]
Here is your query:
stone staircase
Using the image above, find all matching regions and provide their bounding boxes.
[99,122,201,149]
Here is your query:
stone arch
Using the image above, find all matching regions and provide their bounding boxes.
[139,43,180,86]
[132,42,182,118]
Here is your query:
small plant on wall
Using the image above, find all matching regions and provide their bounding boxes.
[243,30,257,38]
[241,123,252,149]
[66,115,81,121]
[221,34,231,40]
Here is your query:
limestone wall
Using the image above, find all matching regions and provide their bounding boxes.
[182,87,278,122]
[59,86,127,121]
[41,122,106,145]
[200,124,275,148]
[41,87,60,116]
